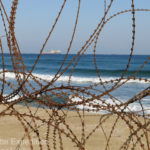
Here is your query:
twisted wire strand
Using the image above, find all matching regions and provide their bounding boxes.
[0,0,150,150]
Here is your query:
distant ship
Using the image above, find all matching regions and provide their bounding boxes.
[43,49,61,54]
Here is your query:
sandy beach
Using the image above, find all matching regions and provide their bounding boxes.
[0,104,149,150]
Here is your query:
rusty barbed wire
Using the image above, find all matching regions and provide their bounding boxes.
[0,0,150,150]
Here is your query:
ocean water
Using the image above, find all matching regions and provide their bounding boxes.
[0,54,150,114]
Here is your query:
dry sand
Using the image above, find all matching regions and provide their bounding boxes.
[0,104,149,150]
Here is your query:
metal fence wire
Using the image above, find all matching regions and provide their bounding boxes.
[0,0,150,149]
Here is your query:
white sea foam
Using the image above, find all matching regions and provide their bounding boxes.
[3,93,150,115]
[3,94,21,102]
[0,71,149,84]
[70,96,150,114]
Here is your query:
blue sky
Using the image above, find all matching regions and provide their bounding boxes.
[0,0,150,54]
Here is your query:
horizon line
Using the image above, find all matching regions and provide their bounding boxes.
[1,53,150,55]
